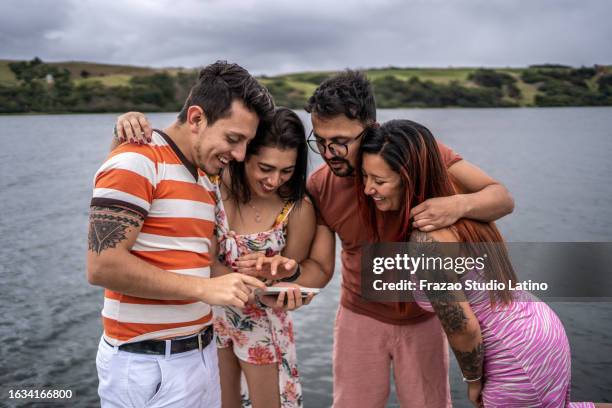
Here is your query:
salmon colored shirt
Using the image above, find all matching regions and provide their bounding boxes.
[306,141,462,325]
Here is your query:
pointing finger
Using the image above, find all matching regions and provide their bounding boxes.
[270,258,281,276]
[256,256,265,272]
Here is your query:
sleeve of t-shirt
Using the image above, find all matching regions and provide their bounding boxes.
[306,172,327,227]
[90,145,157,218]
[436,140,463,168]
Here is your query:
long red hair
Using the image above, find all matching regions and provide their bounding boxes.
[357,119,517,304]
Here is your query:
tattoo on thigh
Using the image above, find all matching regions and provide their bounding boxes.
[88,206,143,254]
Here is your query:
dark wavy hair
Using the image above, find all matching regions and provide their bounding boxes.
[177,60,274,125]
[357,119,518,305]
[228,107,308,204]
[305,70,376,124]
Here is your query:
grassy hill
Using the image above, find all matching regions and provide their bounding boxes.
[267,67,545,105]
[0,60,186,86]
[1,59,611,113]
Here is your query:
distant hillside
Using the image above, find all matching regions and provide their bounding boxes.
[0,59,187,86]
[1,58,611,113]
[261,65,612,108]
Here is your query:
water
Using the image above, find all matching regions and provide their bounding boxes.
[1,108,611,407]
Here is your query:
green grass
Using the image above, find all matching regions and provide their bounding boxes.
[261,78,316,93]
[277,71,335,82]
[74,74,133,87]
[515,82,538,105]
[0,59,174,86]
[366,67,475,83]
[284,80,317,94]
[499,71,537,105]
[48,61,158,78]
[0,60,18,85]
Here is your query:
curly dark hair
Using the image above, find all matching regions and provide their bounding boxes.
[305,70,376,123]
[178,60,274,125]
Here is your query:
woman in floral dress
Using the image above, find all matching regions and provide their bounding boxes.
[211,107,315,408]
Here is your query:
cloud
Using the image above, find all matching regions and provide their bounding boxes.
[0,0,610,74]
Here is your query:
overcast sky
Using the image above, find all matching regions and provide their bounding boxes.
[1,0,610,75]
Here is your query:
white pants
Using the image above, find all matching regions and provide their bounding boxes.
[96,336,221,408]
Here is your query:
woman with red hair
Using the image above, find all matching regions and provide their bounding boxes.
[357,119,597,407]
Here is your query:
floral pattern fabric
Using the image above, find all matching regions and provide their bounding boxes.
[210,178,302,408]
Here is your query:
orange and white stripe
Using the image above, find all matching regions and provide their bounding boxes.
[92,130,217,345]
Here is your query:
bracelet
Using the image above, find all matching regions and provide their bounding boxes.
[279,264,301,282]
[462,375,482,383]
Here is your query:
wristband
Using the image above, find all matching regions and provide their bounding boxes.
[462,375,482,383]
[279,264,301,282]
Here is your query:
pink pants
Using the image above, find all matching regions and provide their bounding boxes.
[333,305,451,408]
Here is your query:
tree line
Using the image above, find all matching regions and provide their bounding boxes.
[1,58,611,113]
[0,58,194,113]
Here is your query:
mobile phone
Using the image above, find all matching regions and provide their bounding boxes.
[257,286,319,301]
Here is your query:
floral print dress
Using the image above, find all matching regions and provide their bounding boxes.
[211,180,302,408]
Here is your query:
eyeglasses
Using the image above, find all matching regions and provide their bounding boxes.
[307,128,367,158]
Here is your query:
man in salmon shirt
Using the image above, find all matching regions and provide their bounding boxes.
[87,61,272,408]
[288,70,515,407]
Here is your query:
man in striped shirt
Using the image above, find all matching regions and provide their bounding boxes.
[87,61,273,408]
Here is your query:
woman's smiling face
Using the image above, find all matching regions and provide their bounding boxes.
[244,146,297,198]
[361,153,404,211]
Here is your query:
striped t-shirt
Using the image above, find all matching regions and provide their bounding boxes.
[91,129,216,345]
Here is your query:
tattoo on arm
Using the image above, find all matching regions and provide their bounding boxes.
[410,230,436,244]
[454,342,484,379]
[410,230,468,332]
[432,301,468,333]
[88,206,144,254]
[411,230,483,378]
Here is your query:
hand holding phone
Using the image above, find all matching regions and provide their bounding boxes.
[256,283,319,310]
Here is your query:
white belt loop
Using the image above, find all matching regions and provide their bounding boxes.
[165,339,171,359]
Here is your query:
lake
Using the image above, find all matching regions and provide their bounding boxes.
[1,107,611,407]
